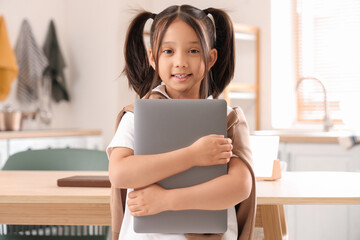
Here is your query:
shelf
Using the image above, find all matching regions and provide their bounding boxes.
[228,92,256,100]
[235,32,256,41]
[233,23,258,34]
[226,83,257,92]
[225,23,260,130]
[233,23,258,41]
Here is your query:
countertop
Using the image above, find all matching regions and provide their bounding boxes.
[0,128,344,143]
[253,130,343,143]
[0,129,102,139]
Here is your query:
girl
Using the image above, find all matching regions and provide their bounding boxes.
[108,5,256,240]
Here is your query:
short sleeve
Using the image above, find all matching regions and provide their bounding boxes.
[106,112,134,158]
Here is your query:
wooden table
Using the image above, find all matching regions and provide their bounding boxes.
[1,171,360,240]
[0,171,111,226]
[257,171,360,240]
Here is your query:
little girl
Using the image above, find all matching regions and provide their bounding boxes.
[108,5,256,240]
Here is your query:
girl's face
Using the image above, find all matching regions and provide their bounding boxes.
[149,19,217,99]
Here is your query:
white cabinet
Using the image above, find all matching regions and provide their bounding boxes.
[0,140,8,169]
[0,133,103,169]
[84,136,103,150]
[281,143,360,172]
[8,138,60,155]
[279,142,360,240]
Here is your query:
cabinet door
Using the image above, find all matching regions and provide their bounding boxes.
[56,136,103,150]
[56,137,87,149]
[284,143,360,240]
[8,138,59,156]
[85,136,103,150]
[0,140,8,169]
[286,143,356,172]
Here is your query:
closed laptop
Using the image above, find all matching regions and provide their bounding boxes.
[134,99,228,234]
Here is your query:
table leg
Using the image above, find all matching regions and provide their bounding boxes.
[279,204,287,237]
[260,205,288,240]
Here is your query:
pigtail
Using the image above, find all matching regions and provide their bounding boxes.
[123,11,154,98]
[206,8,235,98]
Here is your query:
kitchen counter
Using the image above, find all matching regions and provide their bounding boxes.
[0,129,102,139]
[253,130,342,143]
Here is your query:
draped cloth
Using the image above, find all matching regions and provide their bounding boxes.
[0,16,18,101]
[15,19,48,103]
[43,20,69,102]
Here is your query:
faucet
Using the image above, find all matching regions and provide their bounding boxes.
[295,77,333,132]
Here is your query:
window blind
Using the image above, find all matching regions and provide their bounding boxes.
[295,0,360,123]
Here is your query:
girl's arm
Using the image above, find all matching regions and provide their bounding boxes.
[127,156,252,216]
[169,157,252,210]
[109,134,232,189]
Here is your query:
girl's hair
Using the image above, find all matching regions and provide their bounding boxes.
[123,5,235,99]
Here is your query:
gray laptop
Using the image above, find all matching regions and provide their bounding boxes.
[134,99,228,234]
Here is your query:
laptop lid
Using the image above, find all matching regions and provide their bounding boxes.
[134,99,228,234]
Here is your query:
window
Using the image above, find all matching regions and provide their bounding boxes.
[295,0,360,123]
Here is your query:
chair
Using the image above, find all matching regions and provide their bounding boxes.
[1,148,110,240]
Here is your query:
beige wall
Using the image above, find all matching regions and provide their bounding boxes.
[0,0,271,148]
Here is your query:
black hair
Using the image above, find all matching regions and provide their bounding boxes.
[123,5,235,99]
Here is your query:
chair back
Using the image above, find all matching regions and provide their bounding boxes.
[2,148,108,171]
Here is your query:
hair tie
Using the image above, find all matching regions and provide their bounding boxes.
[203,9,209,15]
[151,13,157,20]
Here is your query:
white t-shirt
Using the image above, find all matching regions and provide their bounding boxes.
[107,85,238,240]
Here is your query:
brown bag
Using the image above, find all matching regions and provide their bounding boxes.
[109,92,256,240]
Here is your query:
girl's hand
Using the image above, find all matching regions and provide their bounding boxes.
[189,134,233,167]
[127,184,169,216]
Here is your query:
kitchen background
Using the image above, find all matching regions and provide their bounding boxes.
[1,0,360,239]
[0,0,271,147]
